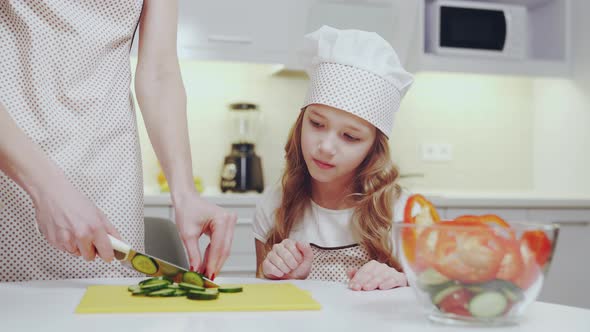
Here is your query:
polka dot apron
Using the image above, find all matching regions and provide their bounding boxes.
[308,243,371,283]
[0,0,144,282]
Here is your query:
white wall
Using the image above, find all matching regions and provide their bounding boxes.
[532,0,590,195]
[133,59,536,194]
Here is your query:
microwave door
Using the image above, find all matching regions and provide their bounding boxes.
[440,6,507,52]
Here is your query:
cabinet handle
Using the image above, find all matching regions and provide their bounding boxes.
[208,35,253,44]
[552,221,590,226]
[237,218,252,225]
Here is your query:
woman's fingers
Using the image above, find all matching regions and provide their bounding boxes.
[204,212,236,278]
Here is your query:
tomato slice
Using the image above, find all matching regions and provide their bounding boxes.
[402,194,440,266]
[521,230,552,267]
[438,288,473,317]
[434,221,505,283]
[495,238,524,284]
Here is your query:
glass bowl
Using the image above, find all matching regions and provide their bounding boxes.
[393,220,559,326]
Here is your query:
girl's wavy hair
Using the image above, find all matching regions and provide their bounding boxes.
[264,110,403,271]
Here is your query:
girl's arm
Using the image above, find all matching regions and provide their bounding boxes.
[255,239,268,278]
[134,0,236,279]
[0,103,119,261]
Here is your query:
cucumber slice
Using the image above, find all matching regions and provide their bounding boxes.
[139,280,169,291]
[187,289,219,300]
[128,285,141,293]
[467,279,524,302]
[218,285,243,293]
[166,284,180,289]
[172,289,187,297]
[139,276,172,286]
[131,288,152,296]
[417,268,450,288]
[178,282,205,291]
[468,291,508,318]
[147,288,176,297]
[131,254,158,274]
[182,271,204,287]
[432,285,463,305]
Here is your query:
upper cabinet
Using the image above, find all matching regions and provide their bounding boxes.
[131,0,298,64]
[409,0,572,77]
[175,0,295,64]
[281,0,419,71]
[130,0,571,78]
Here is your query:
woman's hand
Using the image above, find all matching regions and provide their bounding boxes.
[347,260,407,291]
[33,181,121,262]
[262,239,313,280]
[174,193,237,279]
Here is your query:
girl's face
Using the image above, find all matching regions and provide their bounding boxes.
[301,104,377,186]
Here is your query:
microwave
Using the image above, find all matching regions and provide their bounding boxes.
[426,0,527,59]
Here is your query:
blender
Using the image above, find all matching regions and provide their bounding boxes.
[220,103,264,193]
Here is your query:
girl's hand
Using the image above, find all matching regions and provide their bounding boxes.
[174,193,237,279]
[262,239,313,280]
[347,260,407,291]
[33,181,121,262]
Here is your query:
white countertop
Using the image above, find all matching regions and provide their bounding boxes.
[1,277,589,332]
[144,188,590,208]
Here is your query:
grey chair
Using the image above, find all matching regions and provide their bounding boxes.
[144,216,189,269]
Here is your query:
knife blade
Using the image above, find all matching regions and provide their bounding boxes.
[108,235,218,288]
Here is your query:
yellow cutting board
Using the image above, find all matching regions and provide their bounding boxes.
[76,283,321,313]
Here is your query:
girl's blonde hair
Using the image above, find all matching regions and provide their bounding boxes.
[265,110,403,271]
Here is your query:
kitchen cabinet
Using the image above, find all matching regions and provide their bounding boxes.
[527,209,590,309]
[175,0,297,64]
[409,0,572,77]
[282,0,418,70]
[131,1,417,70]
[131,0,297,64]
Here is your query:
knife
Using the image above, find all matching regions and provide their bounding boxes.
[108,235,219,288]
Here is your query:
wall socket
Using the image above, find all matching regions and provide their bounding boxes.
[421,143,453,162]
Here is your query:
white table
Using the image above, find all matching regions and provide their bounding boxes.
[1,277,589,332]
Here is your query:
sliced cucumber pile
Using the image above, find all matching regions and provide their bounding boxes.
[128,276,243,300]
[415,269,524,319]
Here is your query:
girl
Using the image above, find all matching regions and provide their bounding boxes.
[253,26,414,291]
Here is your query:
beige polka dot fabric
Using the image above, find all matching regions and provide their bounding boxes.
[302,62,402,138]
[308,243,371,283]
[0,0,144,282]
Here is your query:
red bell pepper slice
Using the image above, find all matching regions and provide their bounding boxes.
[402,194,440,266]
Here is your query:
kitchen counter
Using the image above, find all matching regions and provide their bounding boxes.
[1,277,589,332]
[144,188,590,208]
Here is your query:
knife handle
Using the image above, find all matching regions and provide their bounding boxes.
[108,235,131,260]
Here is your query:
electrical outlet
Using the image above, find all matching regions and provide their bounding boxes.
[421,143,453,162]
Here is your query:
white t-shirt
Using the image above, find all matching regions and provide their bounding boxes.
[252,185,410,250]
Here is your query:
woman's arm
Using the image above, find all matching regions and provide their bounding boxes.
[134,0,236,279]
[0,102,119,261]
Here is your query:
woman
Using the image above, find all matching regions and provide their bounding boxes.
[0,0,235,282]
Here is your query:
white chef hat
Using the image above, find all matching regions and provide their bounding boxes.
[301,25,414,138]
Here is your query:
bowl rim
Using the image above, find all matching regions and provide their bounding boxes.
[392,220,559,232]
